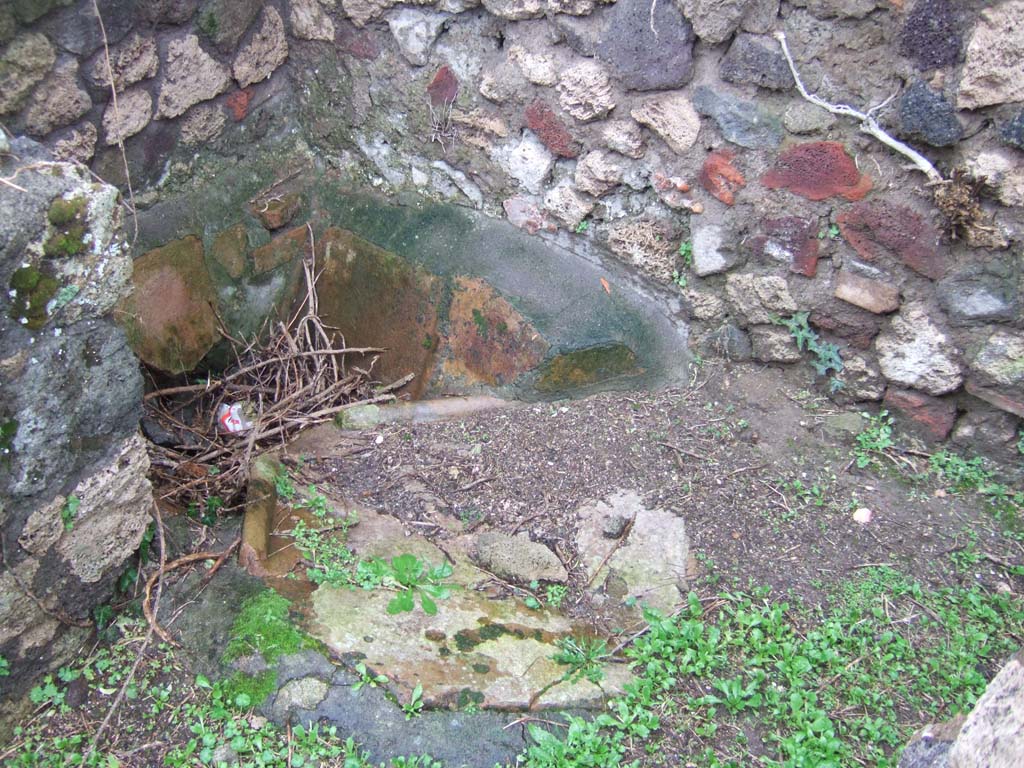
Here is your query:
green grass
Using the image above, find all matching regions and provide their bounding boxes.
[522,570,1024,768]
[8,567,1021,767]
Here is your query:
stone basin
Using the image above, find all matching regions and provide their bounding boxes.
[243,456,635,712]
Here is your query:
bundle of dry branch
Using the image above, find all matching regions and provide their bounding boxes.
[143,228,412,510]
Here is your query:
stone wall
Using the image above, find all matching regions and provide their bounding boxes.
[0,143,152,726]
[1,0,1022,458]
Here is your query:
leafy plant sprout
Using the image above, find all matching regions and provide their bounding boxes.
[772,312,844,391]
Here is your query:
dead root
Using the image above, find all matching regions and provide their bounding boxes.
[143,227,414,509]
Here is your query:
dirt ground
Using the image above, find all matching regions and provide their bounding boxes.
[292,359,1022,624]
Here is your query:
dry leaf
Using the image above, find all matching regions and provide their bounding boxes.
[600,277,611,295]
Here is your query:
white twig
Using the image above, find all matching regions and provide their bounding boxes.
[92,0,139,244]
[773,31,943,184]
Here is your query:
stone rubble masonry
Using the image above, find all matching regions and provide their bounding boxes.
[524,100,579,158]
[481,0,545,20]
[509,44,557,86]
[386,8,449,67]
[574,149,623,197]
[0,32,56,115]
[834,270,900,315]
[102,87,152,145]
[557,59,616,122]
[290,0,337,41]
[86,32,159,91]
[681,0,765,44]
[233,7,289,89]
[883,388,957,442]
[630,92,701,154]
[179,103,227,145]
[762,141,872,201]
[837,201,946,280]
[157,34,232,119]
[601,119,645,158]
[51,122,98,164]
[874,303,962,396]
[957,1,1024,110]
[23,59,91,137]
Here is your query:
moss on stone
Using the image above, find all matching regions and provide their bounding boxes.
[1,417,17,464]
[456,689,485,709]
[536,344,641,393]
[223,589,318,664]
[47,196,86,227]
[8,265,59,329]
[44,196,89,259]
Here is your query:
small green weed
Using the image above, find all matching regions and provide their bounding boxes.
[403,683,425,719]
[545,584,568,609]
[360,554,455,616]
[854,410,895,469]
[353,662,389,691]
[818,223,841,240]
[773,312,844,389]
[523,575,1024,767]
[574,219,589,234]
[552,636,607,685]
[60,495,80,531]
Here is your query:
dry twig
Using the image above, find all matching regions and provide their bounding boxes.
[143,232,413,508]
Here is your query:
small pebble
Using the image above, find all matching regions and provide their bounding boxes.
[852,507,873,524]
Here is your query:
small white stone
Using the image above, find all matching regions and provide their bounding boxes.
[852,508,873,524]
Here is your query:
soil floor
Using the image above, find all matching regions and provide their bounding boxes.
[298,360,1021,616]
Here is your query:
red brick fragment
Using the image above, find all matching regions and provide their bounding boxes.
[524,100,579,158]
[761,141,872,201]
[699,150,745,206]
[428,66,459,108]
[749,217,819,277]
[837,201,946,280]
[226,87,254,121]
[883,388,957,442]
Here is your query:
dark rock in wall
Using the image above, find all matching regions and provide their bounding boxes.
[899,0,962,70]
[693,86,783,149]
[11,0,68,25]
[938,265,1020,326]
[197,0,262,52]
[898,80,962,148]
[720,33,794,91]
[557,0,695,91]
[140,0,201,25]
[45,0,134,57]
[1000,109,1024,150]
[700,324,752,361]
[1,321,143,501]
